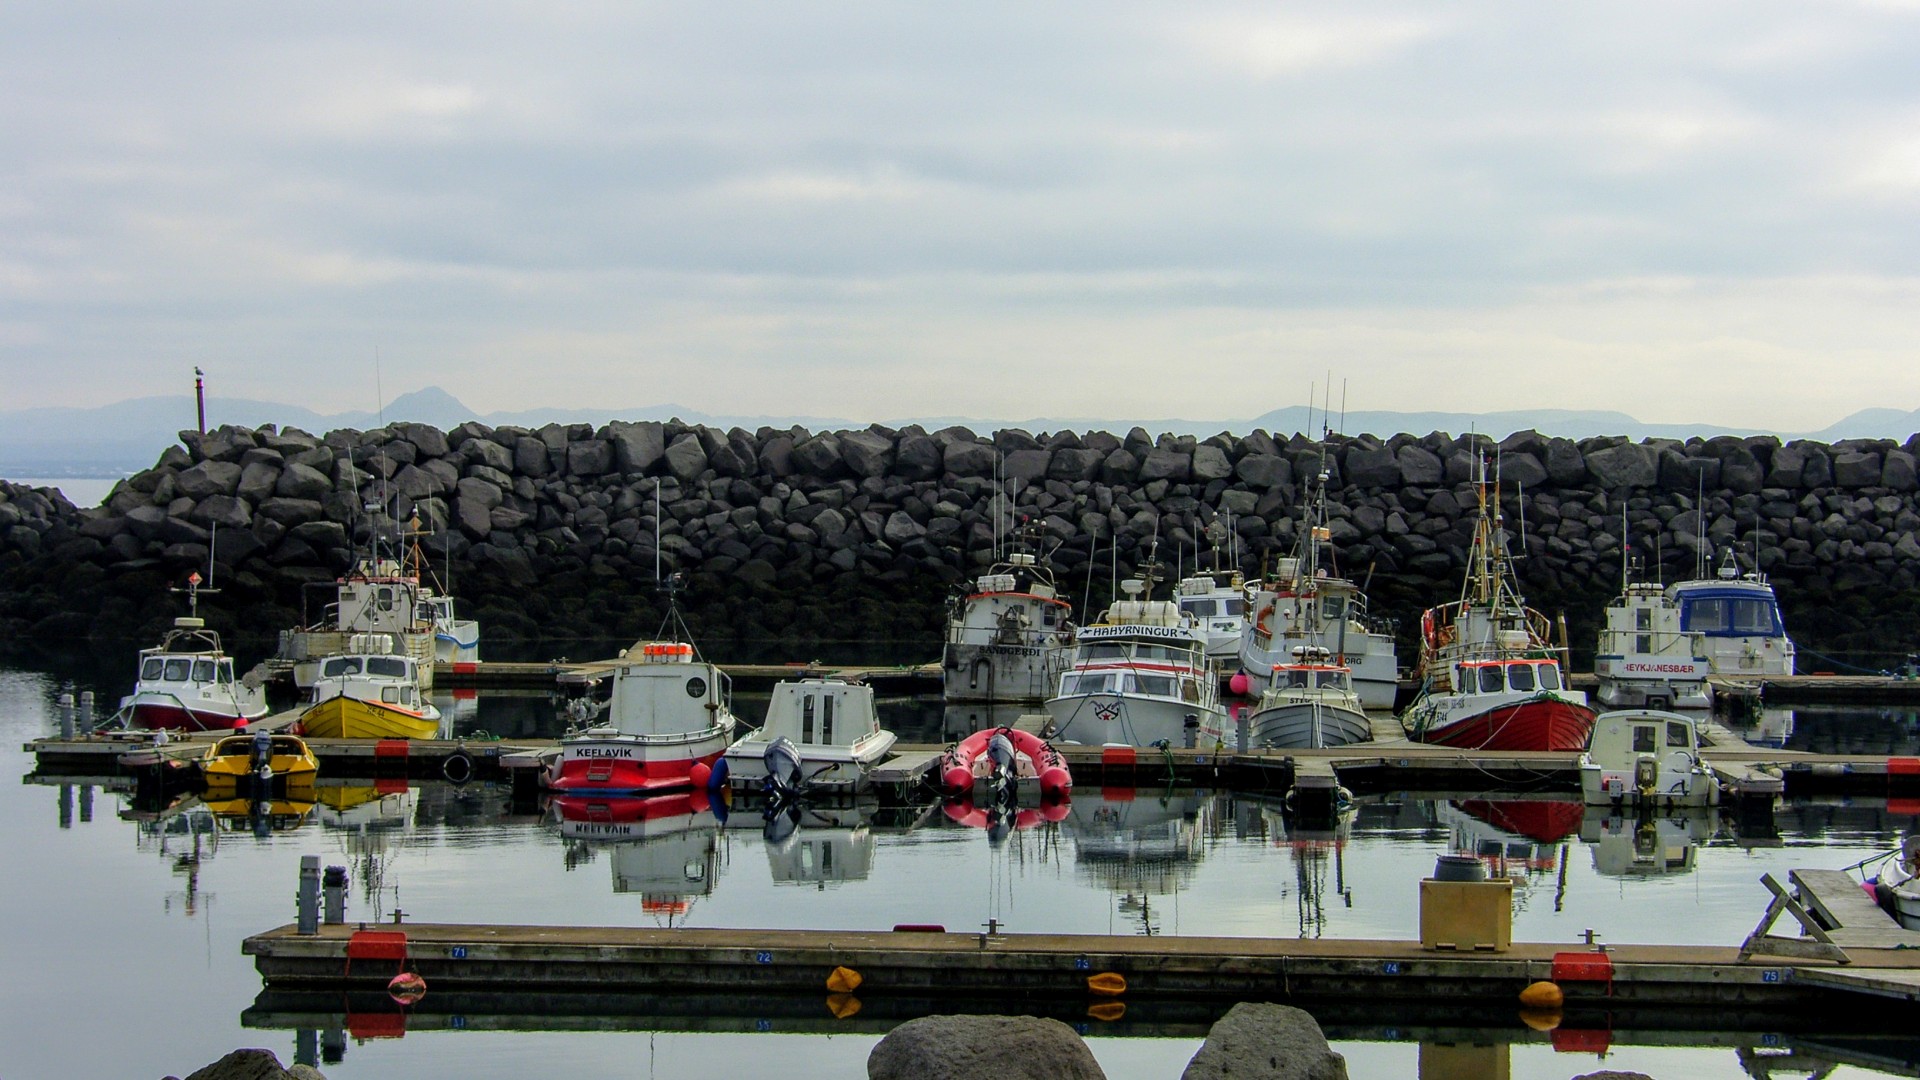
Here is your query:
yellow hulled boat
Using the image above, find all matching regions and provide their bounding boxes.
[300,694,440,740]
[200,732,320,794]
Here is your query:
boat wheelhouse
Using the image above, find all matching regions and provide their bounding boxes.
[1666,550,1795,682]
[1175,570,1249,662]
[280,558,439,691]
[1239,469,1398,707]
[1043,580,1229,749]
[942,552,1075,703]
[546,641,740,795]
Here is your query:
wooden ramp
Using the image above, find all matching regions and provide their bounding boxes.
[1741,868,1920,966]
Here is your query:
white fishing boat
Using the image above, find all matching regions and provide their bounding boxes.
[723,678,897,796]
[1240,469,1398,708]
[546,640,740,795]
[1667,548,1796,683]
[117,572,269,732]
[1044,574,1229,749]
[942,552,1075,703]
[1578,709,1719,808]
[420,589,480,666]
[1175,570,1249,662]
[1245,647,1373,750]
[1593,580,1711,711]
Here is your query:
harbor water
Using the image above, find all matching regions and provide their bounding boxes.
[8,660,1920,1078]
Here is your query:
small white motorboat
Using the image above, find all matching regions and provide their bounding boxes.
[1245,647,1373,750]
[1578,709,1719,808]
[723,678,897,796]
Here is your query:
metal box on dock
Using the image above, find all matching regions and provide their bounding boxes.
[1419,879,1514,952]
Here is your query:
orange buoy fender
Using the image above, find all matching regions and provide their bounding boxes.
[1086,1001,1127,1022]
[826,993,862,1019]
[1519,981,1564,1009]
[826,966,863,994]
[1086,972,1127,997]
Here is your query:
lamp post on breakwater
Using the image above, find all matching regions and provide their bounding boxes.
[194,367,206,435]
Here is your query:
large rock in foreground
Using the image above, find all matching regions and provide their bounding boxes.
[868,1014,1106,1080]
[1183,1002,1347,1080]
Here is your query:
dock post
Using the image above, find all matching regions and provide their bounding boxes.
[78,784,93,824]
[58,784,72,829]
[78,691,94,733]
[57,693,72,739]
[323,865,347,924]
[294,1029,318,1069]
[297,856,321,934]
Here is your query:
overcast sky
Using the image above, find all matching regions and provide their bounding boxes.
[3,2,1918,430]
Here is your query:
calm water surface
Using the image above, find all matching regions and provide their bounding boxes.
[6,664,1920,1079]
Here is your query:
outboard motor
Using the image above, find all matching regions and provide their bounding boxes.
[250,729,275,797]
[985,730,1018,802]
[762,736,806,800]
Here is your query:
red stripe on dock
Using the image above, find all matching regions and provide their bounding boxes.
[1101,747,1137,767]
[1889,758,1920,776]
[374,739,410,759]
[1552,952,1614,983]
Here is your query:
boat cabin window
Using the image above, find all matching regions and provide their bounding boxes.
[1683,596,1779,636]
[1063,673,1112,695]
[1635,607,1652,630]
[1132,674,1174,696]
[802,695,816,743]
[1082,643,1127,660]
[164,658,192,681]
[1509,664,1535,692]
[1633,725,1658,753]
[822,694,835,743]
[1136,644,1183,662]
[323,658,363,677]
[1478,666,1503,693]
[1319,670,1347,689]
[1666,721,1691,748]
[216,660,234,685]
[375,586,396,611]
[1537,664,1560,690]
[141,658,165,680]
[1181,599,1218,618]
[1041,606,1059,627]
[1224,597,1246,617]
[367,656,409,678]
[382,687,400,703]
[1284,670,1312,689]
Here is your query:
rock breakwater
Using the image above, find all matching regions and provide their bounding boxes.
[3,421,1919,666]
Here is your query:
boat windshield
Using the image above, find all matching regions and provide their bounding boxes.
[322,658,363,677]
[1509,664,1535,691]
[1132,674,1174,696]
[1081,643,1128,660]
[1478,666,1502,693]
[1681,595,1781,636]
[1062,673,1112,695]
[1538,664,1560,690]
[141,658,164,681]
[1135,644,1188,662]
[367,657,409,678]
[1181,599,1218,618]
[163,658,192,682]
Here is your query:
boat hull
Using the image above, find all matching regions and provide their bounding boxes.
[299,696,440,740]
[1240,636,1399,709]
[723,730,898,792]
[1043,693,1230,750]
[1247,702,1373,750]
[942,642,1067,704]
[124,698,262,733]
[1410,697,1596,752]
[546,729,732,795]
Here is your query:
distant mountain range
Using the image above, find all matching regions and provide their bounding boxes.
[2,386,1916,477]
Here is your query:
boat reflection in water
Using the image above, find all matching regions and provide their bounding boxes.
[1733,706,1796,749]
[1435,798,1583,912]
[1581,807,1717,878]
[749,798,877,888]
[941,702,1032,743]
[1061,789,1209,935]
[1255,795,1356,938]
[547,791,725,919]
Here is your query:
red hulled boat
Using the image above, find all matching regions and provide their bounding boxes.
[1400,459,1595,752]
[545,641,739,795]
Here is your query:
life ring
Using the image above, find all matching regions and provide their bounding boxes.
[1253,601,1275,642]
[441,749,475,785]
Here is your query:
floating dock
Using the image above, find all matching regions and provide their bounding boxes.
[25,714,1920,810]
